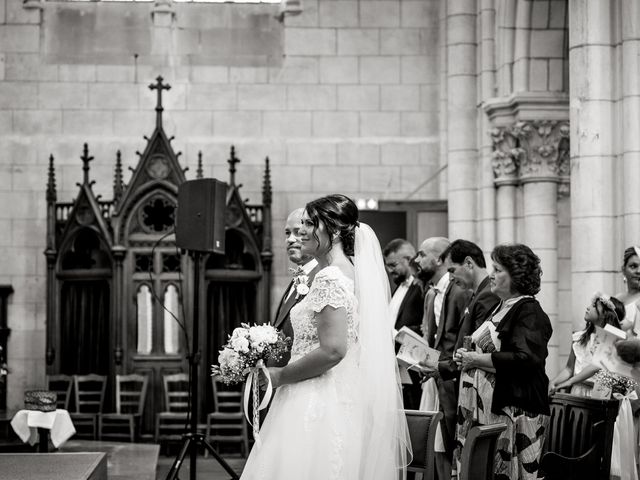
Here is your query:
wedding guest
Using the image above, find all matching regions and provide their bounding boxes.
[549,292,624,396]
[454,244,552,480]
[616,246,640,333]
[383,238,424,409]
[270,208,320,367]
[438,239,500,382]
[415,236,469,480]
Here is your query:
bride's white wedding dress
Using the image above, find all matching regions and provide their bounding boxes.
[240,266,364,480]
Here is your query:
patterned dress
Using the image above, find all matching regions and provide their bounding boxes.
[453,299,549,480]
[240,266,361,480]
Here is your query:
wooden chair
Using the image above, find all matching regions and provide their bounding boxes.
[458,423,507,480]
[155,373,190,445]
[98,374,149,442]
[206,375,249,457]
[46,374,73,411]
[403,409,442,480]
[539,392,619,480]
[70,374,107,439]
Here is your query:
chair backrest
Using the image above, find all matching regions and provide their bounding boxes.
[458,423,507,480]
[211,375,242,413]
[115,374,149,415]
[73,374,107,414]
[163,373,189,413]
[46,374,73,410]
[543,392,619,479]
[405,409,442,480]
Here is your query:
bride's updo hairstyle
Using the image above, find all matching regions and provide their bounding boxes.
[305,194,359,256]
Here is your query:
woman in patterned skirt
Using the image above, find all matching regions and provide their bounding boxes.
[453,244,552,480]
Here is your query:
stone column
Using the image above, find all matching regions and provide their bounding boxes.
[490,126,519,244]
[569,0,616,320]
[446,0,478,240]
[516,120,570,375]
[478,0,497,254]
[621,0,640,246]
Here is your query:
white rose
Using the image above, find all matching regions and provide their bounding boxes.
[249,325,278,345]
[230,336,250,353]
[231,327,249,340]
[218,348,240,366]
[296,284,310,296]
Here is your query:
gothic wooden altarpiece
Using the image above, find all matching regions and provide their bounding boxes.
[45,77,273,435]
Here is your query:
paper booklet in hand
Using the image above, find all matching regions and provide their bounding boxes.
[592,324,640,383]
[395,326,440,371]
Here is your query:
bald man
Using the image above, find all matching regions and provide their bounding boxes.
[415,237,470,480]
[270,208,320,367]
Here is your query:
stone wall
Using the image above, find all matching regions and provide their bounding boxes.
[0,0,440,409]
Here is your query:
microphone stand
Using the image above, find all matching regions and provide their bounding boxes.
[165,250,239,480]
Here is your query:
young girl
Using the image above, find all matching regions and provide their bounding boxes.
[549,292,625,396]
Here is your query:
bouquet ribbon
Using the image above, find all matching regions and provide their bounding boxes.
[243,359,273,449]
[611,391,639,480]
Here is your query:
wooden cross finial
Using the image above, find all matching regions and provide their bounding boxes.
[148,75,171,128]
[81,143,94,186]
[228,146,240,187]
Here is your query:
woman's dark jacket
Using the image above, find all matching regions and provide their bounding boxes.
[491,297,553,416]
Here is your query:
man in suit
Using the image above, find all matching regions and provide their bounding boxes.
[383,238,424,409]
[415,237,469,480]
[439,239,500,381]
[270,207,320,367]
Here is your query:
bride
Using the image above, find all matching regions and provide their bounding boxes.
[240,194,411,480]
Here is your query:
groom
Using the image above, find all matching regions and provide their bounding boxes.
[270,207,320,367]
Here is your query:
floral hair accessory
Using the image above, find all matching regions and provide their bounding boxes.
[591,291,616,312]
[634,246,640,259]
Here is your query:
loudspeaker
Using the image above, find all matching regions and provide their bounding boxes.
[176,178,227,254]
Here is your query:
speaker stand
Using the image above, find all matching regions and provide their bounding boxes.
[164,251,240,480]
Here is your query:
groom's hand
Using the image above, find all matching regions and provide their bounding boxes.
[260,367,283,390]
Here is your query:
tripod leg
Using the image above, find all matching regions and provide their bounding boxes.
[165,436,193,480]
[199,437,240,480]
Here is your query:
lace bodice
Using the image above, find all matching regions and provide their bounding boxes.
[289,266,358,360]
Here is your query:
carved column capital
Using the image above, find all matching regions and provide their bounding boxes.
[490,127,520,186]
[513,120,570,183]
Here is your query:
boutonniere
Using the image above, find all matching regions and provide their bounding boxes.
[289,267,310,299]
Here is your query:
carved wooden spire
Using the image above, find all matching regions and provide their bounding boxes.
[114,150,124,202]
[148,75,171,129]
[196,151,203,179]
[81,143,93,186]
[228,146,240,187]
[262,156,272,207]
[46,154,56,203]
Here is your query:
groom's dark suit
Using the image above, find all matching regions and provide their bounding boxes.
[271,262,321,367]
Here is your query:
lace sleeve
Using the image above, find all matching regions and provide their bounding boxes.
[306,271,350,314]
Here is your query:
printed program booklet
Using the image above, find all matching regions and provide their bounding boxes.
[395,326,440,371]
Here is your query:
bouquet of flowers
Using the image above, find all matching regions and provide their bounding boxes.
[211,323,291,384]
[592,369,638,398]
[211,323,291,448]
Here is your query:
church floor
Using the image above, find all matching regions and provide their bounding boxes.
[155,453,247,480]
[58,439,246,480]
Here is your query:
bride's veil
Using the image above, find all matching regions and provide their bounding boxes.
[354,222,411,477]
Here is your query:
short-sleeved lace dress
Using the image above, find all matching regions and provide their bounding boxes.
[240,266,362,480]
